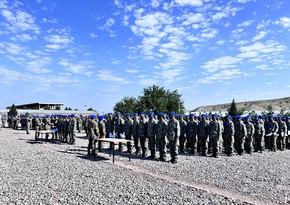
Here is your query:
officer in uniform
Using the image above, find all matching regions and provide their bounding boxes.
[88,115,99,155]
[198,114,210,156]
[234,115,247,155]
[264,115,278,152]
[132,113,141,155]
[98,115,106,152]
[138,112,148,157]
[277,116,287,151]
[222,115,235,156]
[123,113,133,153]
[167,112,180,164]
[186,114,198,155]
[244,116,255,154]
[209,114,221,158]
[156,112,168,161]
[147,112,157,159]
[68,114,77,144]
[253,116,265,153]
[114,112,124,151]
[178,114,187,153]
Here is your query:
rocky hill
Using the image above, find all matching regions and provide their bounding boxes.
[193,96,290,112]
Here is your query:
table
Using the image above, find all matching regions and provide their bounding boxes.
[35,130,57,140]
[98,138,134,163]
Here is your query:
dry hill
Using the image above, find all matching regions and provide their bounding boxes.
[193,96,290,113]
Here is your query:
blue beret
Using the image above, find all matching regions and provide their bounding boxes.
[169,111,175,116]
[140,111,145,115]
[268,115,274,119]
[90,115,97,119]
[99,115,104,120]
[149,111,154,115]
[125,113,131,117]
[158,112,164,117]
[235,115,241,119]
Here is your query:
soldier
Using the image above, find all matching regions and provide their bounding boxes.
[98,115,106,152]
[253,116,265,153]
[264,116,279,152]
[178,114,187,153]
[222,116,234,154]
[198,114,210,156]
[105,113,115,138]
[138,112,148,157]
[23,114,31,134]
[147,112,157,159]
[123,113,133,153]
[277,117,287,151]
[167,112,180,164]
[156,112,168,161]
[34,117,42,140]
[87,115,99,155]
[186,114,199,155]
[209,114,221,158]
[132,113,141,155]
[43,114,52,141]
[68,114,77,144]
[244,116,255,154]
[114,112,125,151]
[286,117,290,149]
[234,116,247,155]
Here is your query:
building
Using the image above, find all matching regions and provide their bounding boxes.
[7,102,65,110]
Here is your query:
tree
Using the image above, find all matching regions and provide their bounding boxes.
[87,107,96,112]
[8,104,18,116]
[137,85,185,114]
[228,99,238,116]
[65,107,72,110]
[55,106,61,110]
[113,96,138,114]
[262,105,275,116]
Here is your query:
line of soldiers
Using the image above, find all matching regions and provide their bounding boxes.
[84,112,290,164]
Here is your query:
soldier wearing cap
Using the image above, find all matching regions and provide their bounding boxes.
[178,114,187,153]
[209,114,222,158]
[98,115,106,152]
[132,113,141,155]
[286,116,290,149]
[264,115,278,151]
[186,113,199,155]
[167,112,180,164]
[277,116,287,151]
[138,112,148,157]
[198,114,210,156]
[88,115,99,155]
[68,114,77,144]
[222,115,235,156]
[156,112,168,161]
[147,111,157,159]
[234,115,247,155]
[114,112,125,151]
[253,116,265,153]
[244,116,255,154]
[123,113,133,153]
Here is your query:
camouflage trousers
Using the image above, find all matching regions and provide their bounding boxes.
[88,135,98,155]
[253,134,264,152]
[244,136,253,154]
[276,136,286,151]
[198,135,208,156]
[268,134,277,151]
[157,135,167,159]
[125,134,133,153]
[148,135,156,156]
[209,136,220,157]
[222,135,234,156]
[140,135,148,156]
[132,134,141,154]
[168,138,178,161]
[179,133,186,152]
[187,133,197,154]
[234,136,245,155]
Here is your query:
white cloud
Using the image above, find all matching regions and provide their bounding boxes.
[237,0,251,3]
[125,69,139,73]
[174,0,203,7]
[239,41,286,54]
[96,70,130,84]
[58,59,93,76]
[238,20,254,27]
[236,51,259,58]
[26,56,52,73]
[276,17,290,30]
[138,78,157,86]
[44,29,74,50]
[197,69,243,84]
[151,0,160,8]
[0,66,23,85]
[89,33,98,39]
[42,18,57,23]
[181,13,204,26]
[200,28,218,39]
[201,56,241,73]
[252,31,267,42]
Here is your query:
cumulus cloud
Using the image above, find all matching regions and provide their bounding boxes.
[96,70,130,84]
[252,31,267,42]
[276,17,290,30]
[174,0,203,7]
[44,29,74,50]
[58,59,93,76]
[197,69,243,84]
[201,56,241,73]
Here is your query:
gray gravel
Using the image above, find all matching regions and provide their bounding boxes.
[0,129,287,204]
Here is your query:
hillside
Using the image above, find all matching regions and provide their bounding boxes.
[192,96,290,112]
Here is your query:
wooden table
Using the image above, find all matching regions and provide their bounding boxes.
[98,138,134,163]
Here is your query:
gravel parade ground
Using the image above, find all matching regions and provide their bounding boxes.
[0,128,290,205]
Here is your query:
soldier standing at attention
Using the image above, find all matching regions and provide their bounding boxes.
[253,116,265,153]
[222,115,234,156]
[244,116,255,154]
[178,114,187,153]
[34,117,42,140]
[138,112,148,157]
[98,115,106,152]
[147,112,157,159]
[167,112,180,164]
[123,113,133,153]
[114,112,125,151]
[264,115,279,152]
[156,112,168,161]
[285,116,290,149]
[105,113,115,138]
[132,113,140,155]
[209,114,221,158]
[186,114,198,155]
[43,114,52,141]
[88,115,99,155]
[198,114,210,156]
[234,115,247,155]
[277,116,287,151]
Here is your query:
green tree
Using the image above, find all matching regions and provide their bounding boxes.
[137,85,185,114]
[228,99,238,116]
[8,104,18,116]
[113,96,138,114]
[262,105,275,116]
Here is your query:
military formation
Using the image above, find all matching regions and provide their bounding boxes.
[2,112,290,164]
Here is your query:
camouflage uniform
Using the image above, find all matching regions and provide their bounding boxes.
[186,115,198,155]
[34,117,42,140]
[167,113,180,164]
[222,116,235,156]
[264,116,278,151]
[147,113,157,158]
[286,117,290,149]
[253,118,265,152]
[234,118,247,155]
[114,113,124,151]
[131,114,140,154]
[156,114,168,161]
[68,115,77,144]
[244,118,255,154]
[123,114,133,153]
[88,116,99,155]
[43,116,52,141]
[105,114,115,138]
[138,113,148,157]
[178,116,187,153]
[277,118,287,150]
[209,115,221,157]
[198,115,210,156]
[98,116,106,152]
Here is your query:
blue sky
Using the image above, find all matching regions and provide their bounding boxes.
[0,0,290,113]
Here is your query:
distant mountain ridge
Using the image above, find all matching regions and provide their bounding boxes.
[192,96,290,112]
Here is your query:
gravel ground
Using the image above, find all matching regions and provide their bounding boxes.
[0,128,288,205]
